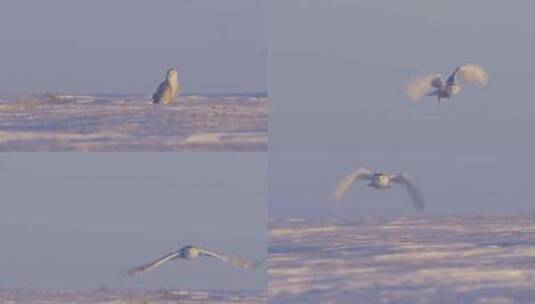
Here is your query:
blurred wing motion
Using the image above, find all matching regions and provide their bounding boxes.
[333,167,373,201]
[199,248,260,270]
[390,173,425,210]
[448,64,488,86]
[124,251,180,276]
[405,74,444,102]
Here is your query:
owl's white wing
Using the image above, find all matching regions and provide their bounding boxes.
[198,248,260,270]
[152,81,167,103]
[430,75,446,89]
[405,74,444,102]
[390,173,425,210]
[124,251,181,276]
[448,64,488,86]
[333,167,373,201]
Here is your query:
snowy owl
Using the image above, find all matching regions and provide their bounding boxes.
[333,167,425,210]
[124,245,261,276]
[405,64,488,104]
[153,68,180,104]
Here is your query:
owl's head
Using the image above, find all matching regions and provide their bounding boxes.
[374,174,390,187]
[166,68,178,80]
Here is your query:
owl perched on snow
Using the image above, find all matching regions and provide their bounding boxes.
[153,68,180,104]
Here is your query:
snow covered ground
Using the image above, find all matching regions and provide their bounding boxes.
[0,289,266,304]
[0,94,267,151]
[269,216,535,304]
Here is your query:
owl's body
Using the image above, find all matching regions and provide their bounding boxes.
[406,64,487,104]
[178,245,202,260]
[124,244,261,276]
[153,68,180,104]
[370,173,391,189]
[333,167,425,210]
[428,73,462,103]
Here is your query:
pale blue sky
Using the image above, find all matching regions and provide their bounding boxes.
[0,0,266,94]
[0,153,266,291]
[269,1,535,217]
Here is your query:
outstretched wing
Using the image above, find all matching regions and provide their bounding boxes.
[390,173,425,210]
[199,248,260,270]
[124,251,181,276]
[448,64,488,86]
[333,167,373,201]
[405,74,444,102]
[152,81,166,103]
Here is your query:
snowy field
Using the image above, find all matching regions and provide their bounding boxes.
[269,216,535,304]
[0,289,266,304]
[0,94,267,151]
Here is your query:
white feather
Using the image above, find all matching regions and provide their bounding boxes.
[390,173,425,210]
[453,64,488,85]
[201,249,262,270]
[405,74,442,102]
[333,167,372,201]
[124,245,260,277]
